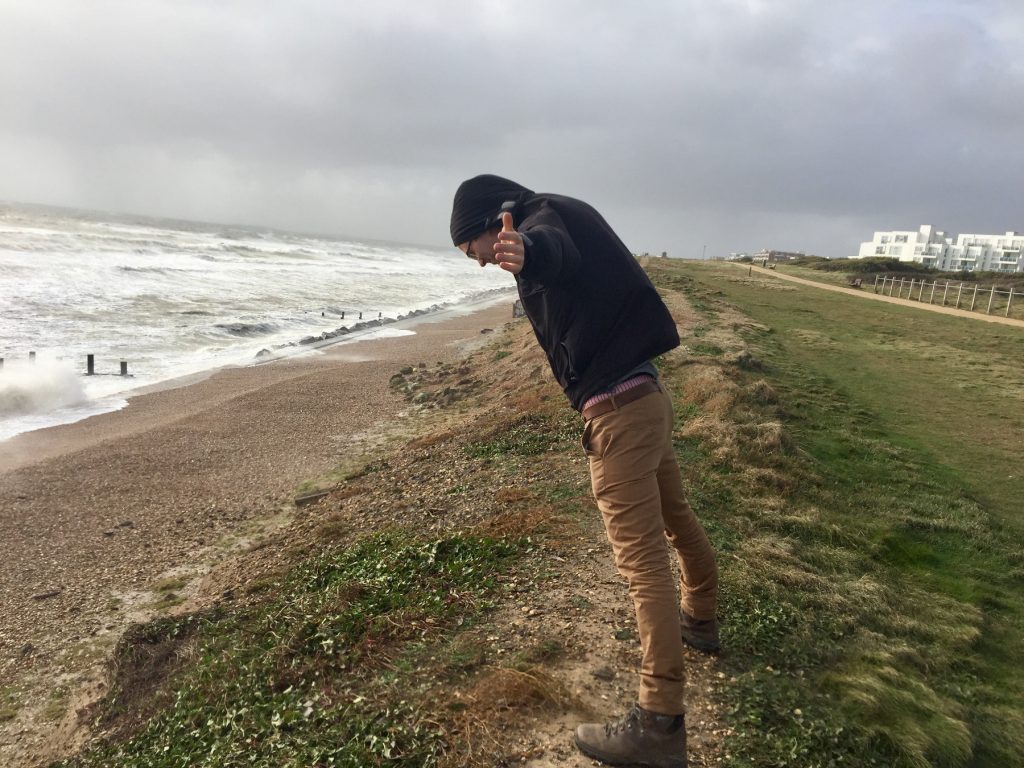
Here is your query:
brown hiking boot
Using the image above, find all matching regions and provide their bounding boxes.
[680,610,720,654]
[574,704,687,768]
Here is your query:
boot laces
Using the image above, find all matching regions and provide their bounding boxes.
[604,705,644,737]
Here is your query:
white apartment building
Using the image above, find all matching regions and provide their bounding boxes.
[857,225,1024,272]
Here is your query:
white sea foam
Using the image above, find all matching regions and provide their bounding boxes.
[0,359,87,417]
[0,202,512,441]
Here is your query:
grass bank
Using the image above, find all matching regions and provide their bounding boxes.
[646,260,1023,766]
[56,259,1022,767]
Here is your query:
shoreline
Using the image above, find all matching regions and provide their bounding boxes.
[0,289,516,446]
[0,295,517,767]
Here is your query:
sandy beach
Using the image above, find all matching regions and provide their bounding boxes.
[0,295,516,766]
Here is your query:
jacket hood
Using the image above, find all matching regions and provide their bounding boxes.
[450,174,534,245]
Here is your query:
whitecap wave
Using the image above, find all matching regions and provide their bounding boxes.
[0,360,88,417]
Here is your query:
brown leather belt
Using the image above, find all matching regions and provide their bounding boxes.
[581,378,660,421]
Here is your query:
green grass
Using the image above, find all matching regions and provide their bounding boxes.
[768,261,1024,319]
[647,260,1024,767]
[463,412,578,460]
[57,531,530,768]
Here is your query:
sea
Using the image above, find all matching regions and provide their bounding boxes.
[0,202,510,442]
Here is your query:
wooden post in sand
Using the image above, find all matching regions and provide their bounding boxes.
[0,358,4,371]
[986,286,996,314]
[87,354,95,375]
[29,351,36,363]
[120,361,129,376]
[941,282,949,305]
[970,284,979,311]
[929,281,936,304]
[955,283,964,308]
[1007,288,1015,318]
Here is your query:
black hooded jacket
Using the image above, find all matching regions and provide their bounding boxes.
[451,176,680,411]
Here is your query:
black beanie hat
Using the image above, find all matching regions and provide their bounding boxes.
[450,174,534,246]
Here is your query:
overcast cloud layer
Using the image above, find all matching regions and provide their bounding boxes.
[1,0,1021,258]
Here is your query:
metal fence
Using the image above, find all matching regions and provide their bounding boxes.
[873,275,1018,318]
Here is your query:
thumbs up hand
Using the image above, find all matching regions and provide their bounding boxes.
[494,211,525,275]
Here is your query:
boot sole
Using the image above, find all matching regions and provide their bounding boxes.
[681,635,720,654]
[574,734,687,768]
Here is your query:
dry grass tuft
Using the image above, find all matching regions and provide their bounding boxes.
[406,429,458,450]
[740,421,788,455]
[328,483,370,502]
[744,379,778,405]
[464,666,574,712]
[681,366,740,417]
[315,513,349,542]
[738,466,793,493]
[679,415,739,461]
[469,506,557,540]
[442,666,579,768]
[495,488,532,503]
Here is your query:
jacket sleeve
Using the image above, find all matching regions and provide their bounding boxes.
[518,224,582,285]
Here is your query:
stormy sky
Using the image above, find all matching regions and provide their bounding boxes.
[1,0,1021,258]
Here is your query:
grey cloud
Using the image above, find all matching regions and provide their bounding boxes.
[0,0,1021,258]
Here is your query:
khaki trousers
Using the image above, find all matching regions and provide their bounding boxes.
[582,383,718,715]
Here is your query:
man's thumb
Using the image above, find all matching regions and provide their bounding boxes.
[501,211,514,232]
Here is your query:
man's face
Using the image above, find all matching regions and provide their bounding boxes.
[459,227,500,267]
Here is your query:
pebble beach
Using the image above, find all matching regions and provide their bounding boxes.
[0,297,515,767]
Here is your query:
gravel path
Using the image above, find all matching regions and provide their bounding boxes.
[742,263,1024,328]
[0,298,515,767]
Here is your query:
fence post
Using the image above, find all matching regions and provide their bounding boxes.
[873,275,879,293]
[956,283,964,308]
[986,286,996,314]
[929,281,936,304]
[970,284,979,311]
[908,278,915,298]
[1007,287,1014,318]
[942,282,950,306]
[919,280,927,301]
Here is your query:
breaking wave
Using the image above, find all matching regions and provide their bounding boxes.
[0,360,87,418]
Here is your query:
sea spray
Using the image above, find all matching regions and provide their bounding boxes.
[0,359,87,417]
[0,202,511,440]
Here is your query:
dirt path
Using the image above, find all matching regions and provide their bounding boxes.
[514,526,727,768]
[0,299,515,768]
[741,264,1024,328]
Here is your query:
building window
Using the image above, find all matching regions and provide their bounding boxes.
[881,236,891,244]
[892,246,902,256]
[895,235,909,243]
[875,246,885,255]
